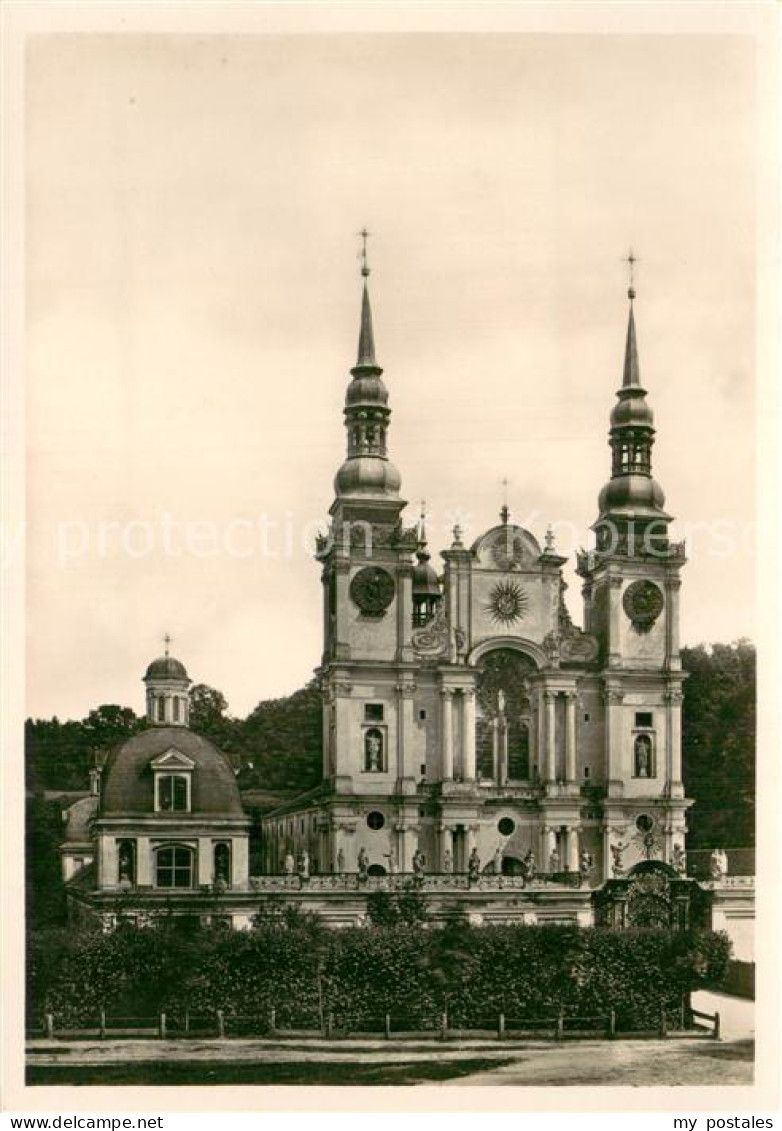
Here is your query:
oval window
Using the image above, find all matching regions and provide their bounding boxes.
[636,813,655,833]
[367,811,385,831]
[498,817,515,837]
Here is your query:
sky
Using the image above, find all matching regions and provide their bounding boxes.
[25,32,757,721]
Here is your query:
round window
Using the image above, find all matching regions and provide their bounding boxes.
[498,817,515,837]
[636,813,655,833]
[367,811,385,831]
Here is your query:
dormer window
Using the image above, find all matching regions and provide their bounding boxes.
[157,774,189,812]
[150,748,196,814]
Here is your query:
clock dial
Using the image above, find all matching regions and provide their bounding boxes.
[350,566,395,617]
[623,580,664,630]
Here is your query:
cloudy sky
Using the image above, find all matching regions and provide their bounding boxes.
[25,30,756,721]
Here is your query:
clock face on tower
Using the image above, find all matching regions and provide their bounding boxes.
[623,580,664,631]
[350,566,395,618]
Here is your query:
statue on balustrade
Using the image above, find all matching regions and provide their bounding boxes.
[336,847,346,873]
[548,847,561,874]
[671,844,687,875]
[492,845,504,875]
[710,848,728,880]
[441,848,453,874]
[468,847,481,883]
[284,852,295,875]
[357,847,369,881]
[412,848,426,878]
[298,849,310,879]
[579,850,593,877]
[523,849,536,880]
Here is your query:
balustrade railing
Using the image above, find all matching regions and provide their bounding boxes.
[248,871,585,893]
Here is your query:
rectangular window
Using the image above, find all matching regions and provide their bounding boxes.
[156,846,193,889]
[158,774,189,812]
[584,713,590,723]
[420,763,427,776]
[364,703,384,722]
[419,709,427,721]
[173,697,180,722]
[635,711,654,728]
[584,766,590,779]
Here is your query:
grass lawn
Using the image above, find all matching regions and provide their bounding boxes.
[26,1057,513,1087]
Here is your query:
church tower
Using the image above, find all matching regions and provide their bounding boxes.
[313,240,424,872]
[577,274,690,874]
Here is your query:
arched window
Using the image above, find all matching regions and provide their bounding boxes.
[173,697,180,722]
[155,845,194,889]
[364,728,385,772]
[157,696,166,722]
[213,842,231,886]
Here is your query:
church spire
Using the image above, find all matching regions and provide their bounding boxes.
[592,261,671,555]
[332,232,402,504]
[354,227,380,372]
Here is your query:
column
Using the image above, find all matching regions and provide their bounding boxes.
[99,836,119,889]
[545,691,556,782]
[462,689,477,781]
[604,686,624,794]
[565,691,577,784]
[492,718,500,783]
[440,688,454,781]
[397,564,414,662]
[333,682,353,779]
[665,577,682,666]
[566,826,579,872]
[396,682,416,784]
[395,824,408,873]
[232,837,249,889]
[333,560,351,659]
[198,838,212,886]
[546,826,557,871]
[136,836,151,886]
[439,825,454,872]
[667,687,684,794]
[607,576,624,667]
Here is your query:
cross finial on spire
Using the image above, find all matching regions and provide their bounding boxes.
[624,248,639,300]
[357,227,371,278]
[163,633,172,657]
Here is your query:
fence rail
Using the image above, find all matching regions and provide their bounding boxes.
[32,1001,721,1042]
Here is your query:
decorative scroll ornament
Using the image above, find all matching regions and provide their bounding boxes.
[412,601,457,661]
[485,581,528,626]
[623,579,664,631]
[350,566,395,617]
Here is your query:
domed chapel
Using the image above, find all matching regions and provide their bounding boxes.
[65,254,750,935]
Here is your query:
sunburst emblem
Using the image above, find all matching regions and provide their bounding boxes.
[485,581,528,626]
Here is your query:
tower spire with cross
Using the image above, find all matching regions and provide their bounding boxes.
[500,477,510,525]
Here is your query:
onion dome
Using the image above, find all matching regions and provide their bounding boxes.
[333,243,402,501]
[594,281,671,540]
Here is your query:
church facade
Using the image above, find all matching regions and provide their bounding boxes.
[64,261,757,935]
[259,265,691,894]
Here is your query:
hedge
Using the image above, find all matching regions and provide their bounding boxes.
[28,917,732,1032]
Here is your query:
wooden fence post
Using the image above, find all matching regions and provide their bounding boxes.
[45,1013,54,1040]
[660,1006,668,1038]
[555,1010,564,1041]
[269,1007,276,1035]
[440,1010,448,1041]
[608,1010,616,1039]
[384,1013,391,1040]
[326,1012,334,1038]
[99,1008,106,1040]
[713,1012,721,1040]
[159,1013,167,1040]
[497,1013,505,1040]
[184,1009,190,1035]
[217,1009,225,1038]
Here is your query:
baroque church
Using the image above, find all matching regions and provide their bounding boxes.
[64,256,754,935]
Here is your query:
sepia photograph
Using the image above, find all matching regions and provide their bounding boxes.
[3,0,779,1114]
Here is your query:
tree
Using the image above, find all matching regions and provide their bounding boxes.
[681,639,755,848]
[189,684,229,731]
